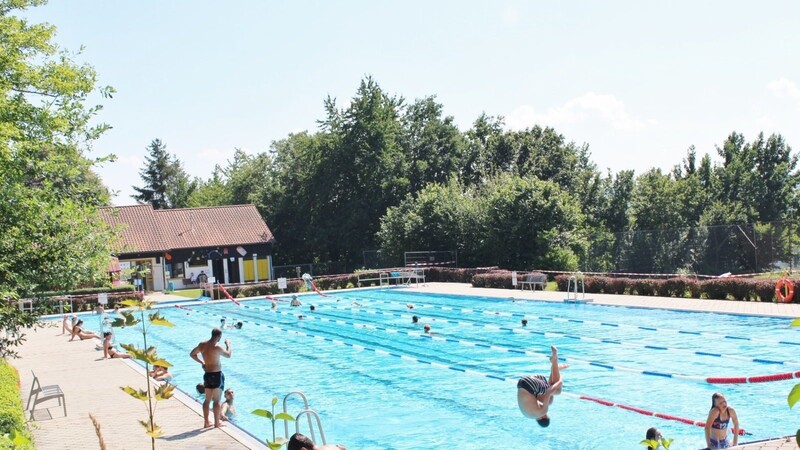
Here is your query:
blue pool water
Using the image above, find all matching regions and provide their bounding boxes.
[91,289,800,449]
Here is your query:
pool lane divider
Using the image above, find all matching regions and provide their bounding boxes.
[343,293,800,347]
[574,394,750,436]
[183,304,751,436]
[217,285,242,306]
[238,302,800,385]
[276,299,800,371]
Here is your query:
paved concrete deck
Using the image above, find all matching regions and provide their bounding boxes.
[13,283,800,449]
[14,321,264,450]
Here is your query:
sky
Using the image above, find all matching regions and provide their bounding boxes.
[22,1,800,206]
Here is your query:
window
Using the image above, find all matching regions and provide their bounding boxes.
[169,263,184,279]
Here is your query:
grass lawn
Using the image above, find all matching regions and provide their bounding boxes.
[172,288,202,298]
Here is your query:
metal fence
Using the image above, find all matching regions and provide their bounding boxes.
[362,250,400,270]
[583,221,798,276]
[271,261,352,279]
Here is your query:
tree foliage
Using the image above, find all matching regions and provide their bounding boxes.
[0,0,116,299]
[180,76,798,275]
[132,139,195,209]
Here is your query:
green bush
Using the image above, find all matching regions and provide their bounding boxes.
[754,280,777,302]
[0,361,33,449]
[661,277,691,297]
[470,271,514,289]
[35,284,135,297]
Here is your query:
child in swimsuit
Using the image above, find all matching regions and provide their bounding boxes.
[704,392,739,449]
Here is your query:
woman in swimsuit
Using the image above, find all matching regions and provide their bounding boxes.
[70,320,100,341]
[704,392,739,449]
[102,332,131,359]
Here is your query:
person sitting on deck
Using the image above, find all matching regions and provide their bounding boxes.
[516,345,568,427]
[288,432,346,450]
[102,331,131,359]
[70,319,100,341]
[61,314,77,335]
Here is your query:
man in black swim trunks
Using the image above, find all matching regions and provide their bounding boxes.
[190,328,232,428]
[516,345,567,427]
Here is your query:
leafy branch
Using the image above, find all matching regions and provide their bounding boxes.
[252,397,296,450]
[111,299,175,449]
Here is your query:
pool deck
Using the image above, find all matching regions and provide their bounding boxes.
[13,283,800,449]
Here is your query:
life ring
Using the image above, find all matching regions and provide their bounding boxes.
[775,279,795,303]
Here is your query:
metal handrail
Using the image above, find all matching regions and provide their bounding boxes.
[566,272,585,299]
[294,409,327,445]
[282,391,312,439]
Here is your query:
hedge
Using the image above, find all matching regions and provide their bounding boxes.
[32,291,145,314]
[470,272,793,303]
[0,361,33,449]
[34,284,135,297]
[221,275,359,299]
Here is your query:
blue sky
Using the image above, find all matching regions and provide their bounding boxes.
[23,1,800,205]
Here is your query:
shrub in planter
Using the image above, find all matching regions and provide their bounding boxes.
[631,279,660,296]
[755,279,779,302]
[661,277,691,298]
[688,279,702,298]
[582,276,607,294]
[724,279,755,301]
[701,279,729,300]
[554,275,570,291]
[606,277,628,295]
[471,272,514,289]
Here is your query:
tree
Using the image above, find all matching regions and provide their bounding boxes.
[186,168,231,207]
[377,179,479,265]
[132,139,194,209]
[400,96,465,194]
[478,175,585,270]
[0,0,116,301]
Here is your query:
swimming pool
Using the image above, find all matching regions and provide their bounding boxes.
[94,289,800,449]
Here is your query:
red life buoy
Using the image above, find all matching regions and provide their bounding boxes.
[775,279,795,303]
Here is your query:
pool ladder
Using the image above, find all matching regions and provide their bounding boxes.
[282,391,328,445]
[566,272,586,300]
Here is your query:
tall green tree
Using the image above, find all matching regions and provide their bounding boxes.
[132,139,194,209]
[186,167,231,207]
[0,0,116,300]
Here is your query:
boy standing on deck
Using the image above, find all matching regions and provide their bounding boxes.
[190,328,232,428]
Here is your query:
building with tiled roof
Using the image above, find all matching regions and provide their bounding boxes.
[100,204,275,291]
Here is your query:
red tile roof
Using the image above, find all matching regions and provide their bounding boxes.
[100,204,275,254]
